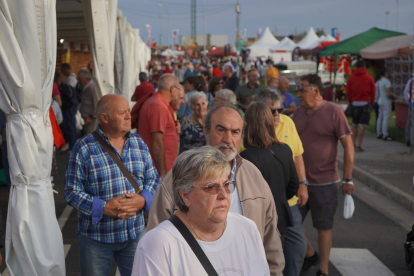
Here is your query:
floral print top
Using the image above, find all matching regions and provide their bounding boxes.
[179,115,206,153]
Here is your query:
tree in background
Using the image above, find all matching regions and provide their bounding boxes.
[316,28,326,36]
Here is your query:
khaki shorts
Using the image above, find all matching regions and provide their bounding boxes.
[299,183,339,230]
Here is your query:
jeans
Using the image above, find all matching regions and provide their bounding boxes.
[406,107,411,143]
[1,141,10,187]
[377,104,392,137]
[61,105,78,149]
[283,204,307,276]
[78,227,145,276]
[373,102,379,130]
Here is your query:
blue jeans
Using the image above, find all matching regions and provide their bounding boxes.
[283,204,307,276]
[61,105,77,149]
[78,227,145,276]
[2,141,11,187]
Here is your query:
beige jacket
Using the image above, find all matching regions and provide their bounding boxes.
[147,154,285,276]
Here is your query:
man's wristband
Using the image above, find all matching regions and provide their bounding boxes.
[299,180,308,186]
[342,181,354,185]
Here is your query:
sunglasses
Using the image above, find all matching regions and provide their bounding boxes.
[218,82,225,85]
[270,107,284,115]
[192,181,236,196]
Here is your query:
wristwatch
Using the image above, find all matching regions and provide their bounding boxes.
[344,177,352,182]
[299,180,308,186]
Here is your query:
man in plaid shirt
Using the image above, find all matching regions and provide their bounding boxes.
[64,94,160,276]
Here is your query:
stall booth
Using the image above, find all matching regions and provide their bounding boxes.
[0,1,150,275]
[360,34,414,129]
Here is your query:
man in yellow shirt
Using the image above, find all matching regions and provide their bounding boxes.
[241,89,308,276]
[265,59,279,87]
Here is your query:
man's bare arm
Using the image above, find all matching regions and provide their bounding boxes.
[284,102,297,114]
[152,131,167,179]
[294,155,308,207]
[340,134,354,195]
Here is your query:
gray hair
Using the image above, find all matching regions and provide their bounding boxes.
[172,146,231,212]
[96,94,127,122]
[215,89,236,105]
[190,91,208,108]
[78,68,92,80]
[254,89,281,105]
[158,73,178,91]
[203,102,246,137]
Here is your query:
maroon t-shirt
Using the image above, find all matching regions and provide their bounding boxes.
[292,101,351,185]
[132,81,155,102]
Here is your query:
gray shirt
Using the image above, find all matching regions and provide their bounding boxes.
[235,83,265,107]
[65,73,78,88]
[80,81,95,119]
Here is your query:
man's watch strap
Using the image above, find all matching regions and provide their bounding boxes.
[299,180,308,186]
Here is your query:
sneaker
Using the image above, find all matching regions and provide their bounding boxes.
[377,134,383,139]
[301,251,321,275]
[355,146,364,152]
[316,270,328,276]
[383,136,395,141]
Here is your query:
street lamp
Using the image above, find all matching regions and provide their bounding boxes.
[159,14,163,47]
[396,0,399,31]
[201,0,206,56]
[235,0,240,78]
[158,4,170,49]
[385,11,389,29]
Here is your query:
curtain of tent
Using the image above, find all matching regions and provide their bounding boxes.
[0,1,65,275]
[125,26,140,99]
[114,11,128,97]
[81,0,118,99]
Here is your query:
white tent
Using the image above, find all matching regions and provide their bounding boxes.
[160,48,185,57]
[270,37,297,52]
[1,0,65,275]
[302,34,338,50]
[247,27,279,58]
[296,27,319,49]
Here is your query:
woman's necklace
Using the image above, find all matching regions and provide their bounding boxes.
[185,212,226,241]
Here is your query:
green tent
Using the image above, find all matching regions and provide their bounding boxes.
[318,27,406,80]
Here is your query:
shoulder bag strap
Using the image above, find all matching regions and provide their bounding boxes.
[268,147,286,182]
[169,215,218,276]
[92,131,142,194]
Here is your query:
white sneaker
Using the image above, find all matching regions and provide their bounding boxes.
[61,143,69,151]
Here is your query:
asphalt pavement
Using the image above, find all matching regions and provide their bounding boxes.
[0,148,413,276]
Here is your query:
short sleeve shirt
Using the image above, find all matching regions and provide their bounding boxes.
[266,67,279,79]
[235,84,265,106]
[282,92,295,108]
[138,93,178,174]
[292,101,352,185]
[132,81,155,102]
[378,77,392,105]
[275,114,304,158]
[52,83,60,98]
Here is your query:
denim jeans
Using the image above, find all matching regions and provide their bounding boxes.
[61,105,78,149]
[78,227,145,276]
[283,204,307,276]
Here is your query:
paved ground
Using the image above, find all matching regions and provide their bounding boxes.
[1,147,413,275]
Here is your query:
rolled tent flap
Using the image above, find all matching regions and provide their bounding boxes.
[0,0,65,275]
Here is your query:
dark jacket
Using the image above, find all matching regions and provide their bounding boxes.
[225,73,240,92]
[0,211,4,249]
[346,67,376,106]
[240,143,299,235]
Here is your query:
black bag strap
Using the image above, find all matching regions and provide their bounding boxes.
[92,131,142,194]
[169,215,218,276]
[268,147,286,182]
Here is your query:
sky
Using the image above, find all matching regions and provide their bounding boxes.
[118,0,414,46]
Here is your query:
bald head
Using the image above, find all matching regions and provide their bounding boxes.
[158,74,179,91]
[97,94,128,123]
[279,77,289,93]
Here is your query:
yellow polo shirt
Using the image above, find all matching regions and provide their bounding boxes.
[240,114,304,206]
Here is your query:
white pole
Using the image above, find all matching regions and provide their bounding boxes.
[201,0,206,56]
[396,0,399,31]
[158,4,170,48]
[236,0,240,79]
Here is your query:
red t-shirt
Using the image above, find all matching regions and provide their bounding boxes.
[138,93,178,174]
[163,68,173,74]
[292,101,351,185]
[52,83,60,98]
[132,81,155,102]
[213,67,223,77]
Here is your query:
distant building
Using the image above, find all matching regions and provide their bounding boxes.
[180,34,228,47]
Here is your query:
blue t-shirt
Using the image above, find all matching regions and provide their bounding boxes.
[282,92,295,108]
[378,77,392,105]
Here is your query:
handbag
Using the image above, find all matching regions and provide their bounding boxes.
[169,215,219,276]
[343,194,355,219]
[344,103,353,118]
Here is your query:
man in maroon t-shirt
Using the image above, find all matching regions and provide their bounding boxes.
[292,74,354,276]
[131,72,155,102]
[138,74,180,179]
[162,63,173,74]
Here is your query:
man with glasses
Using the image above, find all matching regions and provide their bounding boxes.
[292,74,354,276]
[235,69,265,111]
[253,89,308,276]
[138,74,181,179]
[224,64,240,92]
[148,102,285,276]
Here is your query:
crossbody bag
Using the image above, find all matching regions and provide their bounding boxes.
[169,215,219,276]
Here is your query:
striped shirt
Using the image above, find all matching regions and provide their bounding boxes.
[64,125,160,243]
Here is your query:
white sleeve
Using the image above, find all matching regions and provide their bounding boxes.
[131,249,167,276]
[404,79,412,103]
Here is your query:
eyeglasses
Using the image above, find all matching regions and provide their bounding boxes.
[296,83,315,90]
[270,107,284,115]
[219,82,225,85]
[192,180,236,196]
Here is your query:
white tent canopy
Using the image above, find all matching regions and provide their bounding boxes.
[160,48,185,57]
[270,37,297,52]
[296,27,319,49]
[247,27,279,58]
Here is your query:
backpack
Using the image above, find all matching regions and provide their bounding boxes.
[59,83,78,108]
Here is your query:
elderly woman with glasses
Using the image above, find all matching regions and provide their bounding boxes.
[132,146,270,275]
[179,92,208,153]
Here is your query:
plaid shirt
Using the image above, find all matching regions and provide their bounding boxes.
[64,126,160,243]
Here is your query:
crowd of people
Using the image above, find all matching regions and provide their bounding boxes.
[0,53,412,276]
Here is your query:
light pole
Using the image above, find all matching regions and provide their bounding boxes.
[385,11,389,29]
[235,0,240,78]
[158,4,170,48]
[396,0,399,31]
[159,14,163,47]
[201,0,206,56]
